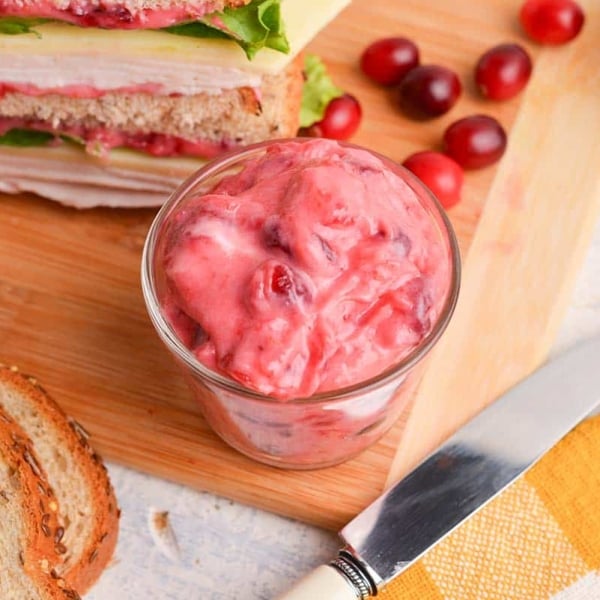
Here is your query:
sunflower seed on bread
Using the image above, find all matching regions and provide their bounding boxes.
[0,406,82,600]
[0,365,119,594]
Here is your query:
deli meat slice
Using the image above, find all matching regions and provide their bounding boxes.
[0,179,170,208]
[0,146,201,207]
[0,54,262,97]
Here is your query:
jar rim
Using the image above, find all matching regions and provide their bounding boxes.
[141,138,462,405]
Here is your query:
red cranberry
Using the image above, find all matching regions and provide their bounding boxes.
[360,37,420,86]
[397,65,462,119]
[271,264,294,295]
[443,115,507,169]
[304,93,362,140]
[520,0,585,44]
[475,43,533,100]
[403,151,464,209]
[269,263,310,302]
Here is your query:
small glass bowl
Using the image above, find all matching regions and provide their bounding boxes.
[141,139,460,469]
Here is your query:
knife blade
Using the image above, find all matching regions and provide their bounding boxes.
[277,335,600,600]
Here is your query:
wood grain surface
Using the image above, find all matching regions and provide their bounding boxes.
[0,0,599,530]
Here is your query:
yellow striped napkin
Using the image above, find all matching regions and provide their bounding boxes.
[382,416,600,600]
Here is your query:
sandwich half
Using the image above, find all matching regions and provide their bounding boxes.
[0,0,350,207]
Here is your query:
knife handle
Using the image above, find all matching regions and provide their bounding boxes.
[277,565,363,599]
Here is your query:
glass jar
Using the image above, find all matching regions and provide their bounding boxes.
[141,138,460,469]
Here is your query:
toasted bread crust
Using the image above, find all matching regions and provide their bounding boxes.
[0,55,304,147]
[0,365,119,595]
[0,407,81,599]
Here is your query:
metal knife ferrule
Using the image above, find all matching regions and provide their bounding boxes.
[330,550,378,598]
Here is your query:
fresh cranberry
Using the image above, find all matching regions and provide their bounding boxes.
[475,43,533,100]
[360,37,420,86]
[443,115,507,169]
[403,151,464,209]
[520,0,585,44]
[397,65,462,119]
[304,94,362,140]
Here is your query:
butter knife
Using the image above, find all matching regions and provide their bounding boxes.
[278,335,600,599]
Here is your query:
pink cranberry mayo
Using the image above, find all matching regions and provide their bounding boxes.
[0,0,219,29]
[162,139,451,400]
[0,117,233,158]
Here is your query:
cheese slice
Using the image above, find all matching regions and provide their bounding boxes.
[0,144,202,181]
[0,0,351,75]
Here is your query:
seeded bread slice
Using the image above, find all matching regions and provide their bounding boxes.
[0,407,81,600]
[0,366,119,594]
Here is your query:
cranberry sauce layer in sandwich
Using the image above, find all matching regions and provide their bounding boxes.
[0,0,350,207]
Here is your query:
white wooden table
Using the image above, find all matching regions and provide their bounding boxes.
[87,218,600,600]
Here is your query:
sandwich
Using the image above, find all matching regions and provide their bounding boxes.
[0,0,349,207]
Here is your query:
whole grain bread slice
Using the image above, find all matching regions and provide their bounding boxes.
[0,365,119,595]
[0,406,81,600]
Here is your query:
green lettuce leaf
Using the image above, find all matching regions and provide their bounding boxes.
[0,129,55,147]
[0,17,49,36]
[300,54,344,128]
[164,0,289,60]
[161,21,231,41]
[216,0,289,58]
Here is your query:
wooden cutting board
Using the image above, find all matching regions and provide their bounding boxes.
[1,0,599,531]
